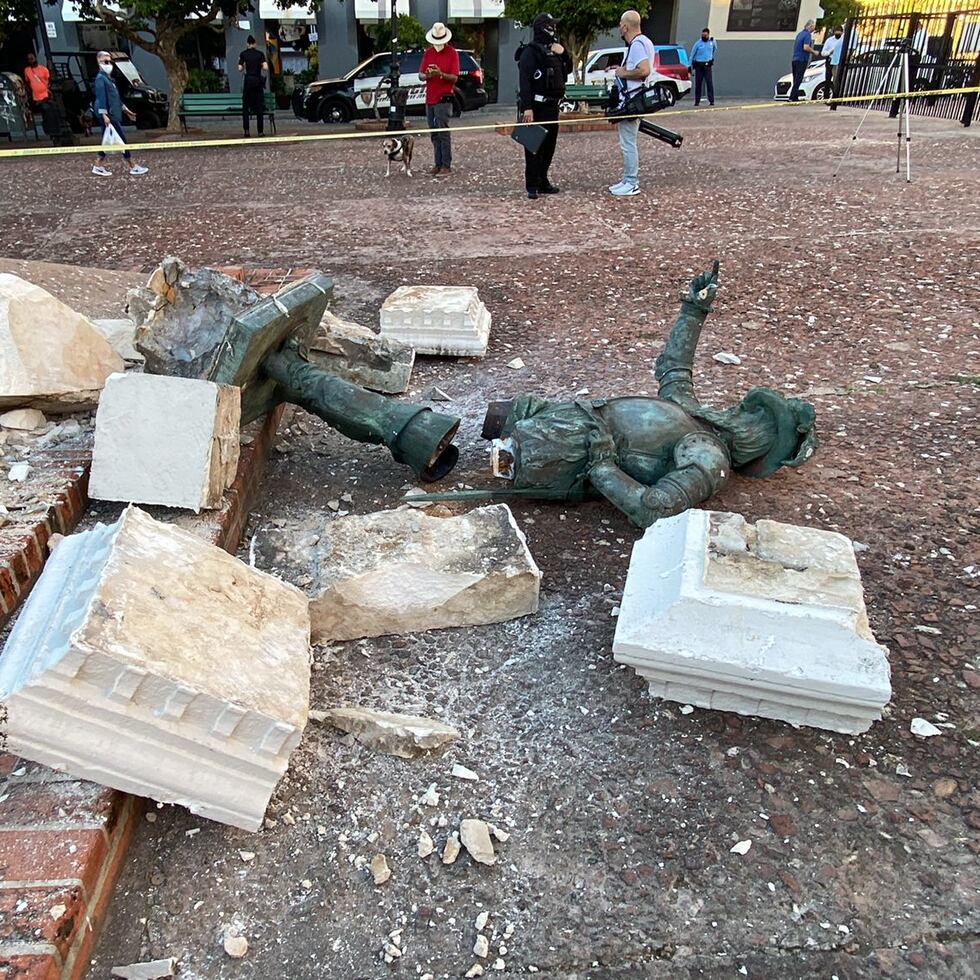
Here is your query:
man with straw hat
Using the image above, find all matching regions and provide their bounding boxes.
[419,22,460,176]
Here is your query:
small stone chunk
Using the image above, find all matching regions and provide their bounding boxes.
[321,707,459,759]
[452,764,479,782]
[110,959,177,980]
[460,819,497,865]
[418,830,434,858]
[473,935,490,958]
[370,854,391,884]
[223,934,248,959]
[442,835,461,865]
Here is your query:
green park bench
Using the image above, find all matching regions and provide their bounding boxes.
[179,92,277,134]
[562,83,612,111]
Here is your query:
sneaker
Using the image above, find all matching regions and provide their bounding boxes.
[611,183,640,196]
[527,188,539,200]
[92,165,112,177]
[608,181,628,193]
[128,165,148,176]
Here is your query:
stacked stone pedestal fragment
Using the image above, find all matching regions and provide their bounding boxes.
[613,510,891,734]
[380,286,491,357]
[0,507,311,831]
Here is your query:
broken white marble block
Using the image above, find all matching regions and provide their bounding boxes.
[254,504,540,642]
[379,285,491,357]
[613,510,891,734]
[0,274,125,411]
[89,373,241,513]
[92,317,143,362]
[309,311,415,394]
[0,506,311,831]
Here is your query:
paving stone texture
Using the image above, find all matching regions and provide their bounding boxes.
[0,105,976,979]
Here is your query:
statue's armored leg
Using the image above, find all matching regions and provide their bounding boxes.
[263,348,459,482]
[654,260,720,411]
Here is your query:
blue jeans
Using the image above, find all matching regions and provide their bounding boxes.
[426,102,452,168]
[617,118,640,187]
[789,60,808,100]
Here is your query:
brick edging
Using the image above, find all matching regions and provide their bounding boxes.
[0,406,284,980]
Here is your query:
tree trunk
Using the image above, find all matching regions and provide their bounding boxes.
[158,34,190,133]
[567,34,594,84]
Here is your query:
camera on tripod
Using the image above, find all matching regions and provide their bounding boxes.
[883,36,914,51]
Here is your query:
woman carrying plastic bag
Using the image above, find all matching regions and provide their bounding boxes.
[91,51,148,177]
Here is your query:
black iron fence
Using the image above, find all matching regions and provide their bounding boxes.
[833,1,980,126]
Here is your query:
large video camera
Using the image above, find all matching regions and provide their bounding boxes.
[605,82,683,148]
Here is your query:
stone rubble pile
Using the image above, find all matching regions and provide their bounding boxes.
[613,509,892,734]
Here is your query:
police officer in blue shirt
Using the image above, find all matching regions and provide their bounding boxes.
[690,28,717,106]
[789,19,818,101]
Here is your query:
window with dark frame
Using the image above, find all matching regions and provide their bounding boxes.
[727,0,803,33]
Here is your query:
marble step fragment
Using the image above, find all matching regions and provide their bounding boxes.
[0,506,311,831]
[613,510,891,734]
[379,285,491,357]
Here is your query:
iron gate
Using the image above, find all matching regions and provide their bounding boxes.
[833,1,980,125]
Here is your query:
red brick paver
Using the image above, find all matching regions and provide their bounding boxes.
[0,406,285,980]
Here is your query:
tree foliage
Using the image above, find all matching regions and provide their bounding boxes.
[365,13,426,52]
[503,0,622,82]
[816,0,863,29]
[0,0,38,46]
[65,0,250,130]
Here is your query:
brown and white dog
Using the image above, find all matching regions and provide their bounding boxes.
[381,135,414,177]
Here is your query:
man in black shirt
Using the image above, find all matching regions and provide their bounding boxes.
[238,36,268,137]
[518,13,572,200]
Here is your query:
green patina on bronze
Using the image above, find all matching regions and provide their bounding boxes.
[411,262,818,527]
[206,274,460,482]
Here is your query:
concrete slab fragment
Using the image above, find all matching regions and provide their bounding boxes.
[254,504,540,642]
[613,510,891,733]
[309,311,415,394]
[379,286,491,357]
[0,273,125,411]
[89,373,241,513]
[0,506,311,831]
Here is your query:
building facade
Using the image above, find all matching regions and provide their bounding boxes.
[26,0,831,105]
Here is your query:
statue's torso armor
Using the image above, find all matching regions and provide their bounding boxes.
[503,395,719,500]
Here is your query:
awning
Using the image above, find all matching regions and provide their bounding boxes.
[258,0,316,22]
[447,0,505,17]
[61,1,125,23]
[354,0,392,22]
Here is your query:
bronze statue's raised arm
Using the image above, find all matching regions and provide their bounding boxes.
[586,429,730,528]
[654,260,720,411]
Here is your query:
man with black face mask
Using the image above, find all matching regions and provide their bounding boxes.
[518,12,572,200]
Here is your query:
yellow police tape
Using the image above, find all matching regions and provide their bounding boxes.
[0,84,976,160]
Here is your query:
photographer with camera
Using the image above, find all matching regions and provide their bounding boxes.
[518,12,572,200]
[608,10,656,197]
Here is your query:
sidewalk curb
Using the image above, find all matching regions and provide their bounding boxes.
[0,405,284,980]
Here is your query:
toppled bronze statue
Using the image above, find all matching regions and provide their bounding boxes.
[412,262,817,526]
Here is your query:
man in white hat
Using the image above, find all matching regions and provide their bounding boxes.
[419,22,459,176]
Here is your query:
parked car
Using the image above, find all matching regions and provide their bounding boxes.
[293,49,488,124]
[773,58,829,101]
[565,45,692,108]
[53,51,169,130]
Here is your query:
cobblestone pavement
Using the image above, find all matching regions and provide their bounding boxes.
[2,103,978,979]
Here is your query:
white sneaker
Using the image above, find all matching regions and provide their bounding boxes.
[611,183,640,196]
[128,165,149,175]
[608,181,627,193]
[92,165,112,177]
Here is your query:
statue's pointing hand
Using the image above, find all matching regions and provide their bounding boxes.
[682,260,721,313]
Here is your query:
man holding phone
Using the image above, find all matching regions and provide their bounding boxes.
[420,22,459,177]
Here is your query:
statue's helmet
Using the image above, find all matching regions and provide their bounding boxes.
[735,388,818,478]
